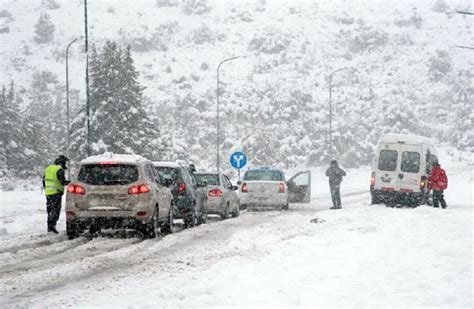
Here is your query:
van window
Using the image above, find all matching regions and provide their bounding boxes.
[378,150,398,171]
[78,164,139,185]
[401,151,420,173]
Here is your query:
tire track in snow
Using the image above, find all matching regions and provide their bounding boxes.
[0,233,68,254]
[0,237,142,277]
[1,211,294,306]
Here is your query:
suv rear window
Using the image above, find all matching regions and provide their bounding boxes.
[244,170,283,181]
[154,166,179,182]
[195,174,219,186]
[78,164,139,185]
[378,150,398,171]
[401,151,420,173]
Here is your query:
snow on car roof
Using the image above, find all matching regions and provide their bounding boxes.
[379,134,435,146]
[195,171,218,175]
[80,153,150,164]
[153,161,182,168]
[247,167,284,172]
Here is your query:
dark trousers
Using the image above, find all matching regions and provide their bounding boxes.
[433,190,447,208]
[46,194,62,230]
[330,183,342,208]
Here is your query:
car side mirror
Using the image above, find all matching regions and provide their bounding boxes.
[231,185,239,191]
[237,181,242,185]
[163,178,173,187]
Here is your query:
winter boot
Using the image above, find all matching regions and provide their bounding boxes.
[48,227,59,234]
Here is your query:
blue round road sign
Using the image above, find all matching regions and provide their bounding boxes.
[229,151,247,169]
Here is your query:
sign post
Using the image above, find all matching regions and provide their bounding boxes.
[229,151,248,182]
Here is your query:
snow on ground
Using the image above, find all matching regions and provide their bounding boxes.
[0,148,472,307]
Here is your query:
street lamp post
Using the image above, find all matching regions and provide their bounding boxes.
[66,37,79,179]
[84,0,91,156]
[328,67,348,159]
[216,56,244,183]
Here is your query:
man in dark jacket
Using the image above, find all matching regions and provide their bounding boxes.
[428,161,448,209]
[42,155,70,234]
[326,160,346,209]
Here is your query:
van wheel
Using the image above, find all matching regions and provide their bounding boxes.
[282,201,289,211]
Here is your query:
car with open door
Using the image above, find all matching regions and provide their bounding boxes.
[65,154,174,239]
[194,172,240,219]
[238,168,311,210]
[287,170,312,203]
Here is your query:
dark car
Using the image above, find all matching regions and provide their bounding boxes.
[153,161,207,227]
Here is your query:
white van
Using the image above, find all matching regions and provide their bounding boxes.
[370,134,439,206]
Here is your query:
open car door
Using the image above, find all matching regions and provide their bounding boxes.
[287,170,311,203]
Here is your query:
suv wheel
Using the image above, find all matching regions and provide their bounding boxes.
[142,206,160,239]
[162,205,177,234]
[66,220,81,240]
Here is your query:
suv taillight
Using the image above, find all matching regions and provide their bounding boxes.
[420,176,427,190]
[370,172,375,190]
[208,189,223,197]
[241,183,248,193]
[67,184,86,195]
[178,183,186,195]
[278,183,285,193]
[128,184,150,195]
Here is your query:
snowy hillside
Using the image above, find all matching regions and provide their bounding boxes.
[0,0,473,175]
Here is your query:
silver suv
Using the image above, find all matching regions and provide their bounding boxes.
[65,154,174,239]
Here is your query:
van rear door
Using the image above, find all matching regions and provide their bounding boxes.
[398,146,422,193]
[375,144,400,192]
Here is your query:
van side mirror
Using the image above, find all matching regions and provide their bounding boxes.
[231,185,239,191]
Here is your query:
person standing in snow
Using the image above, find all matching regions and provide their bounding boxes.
[42,155,70,234]
[326,160,346,209]
[428,161,448,209]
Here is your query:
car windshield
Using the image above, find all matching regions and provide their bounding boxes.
[378,150,398,172]
[195,174,219,186]
[78,164,139,185]
[154,166,179,182]
[244,170,283,181]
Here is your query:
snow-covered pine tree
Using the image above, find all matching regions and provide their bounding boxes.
[33,12,55,44]
[0,86,9,175]
[72,41,159,158]
[0,82,28,175]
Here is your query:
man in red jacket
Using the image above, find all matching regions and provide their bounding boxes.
[428,161,448,209]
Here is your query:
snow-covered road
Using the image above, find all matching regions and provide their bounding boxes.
[0,150,472,307]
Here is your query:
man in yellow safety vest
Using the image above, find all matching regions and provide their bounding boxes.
[42,155,70,234]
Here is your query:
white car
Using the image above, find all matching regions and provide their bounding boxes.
[194,172,240,219]
[238,168,311,210]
